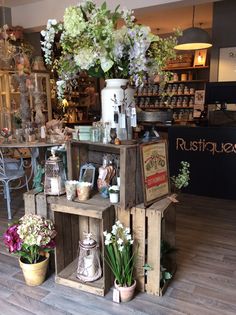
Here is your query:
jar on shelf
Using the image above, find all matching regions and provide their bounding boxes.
[177,97,183,107]
[172,84,178,94]
[181,73,187,81]
[189,96,195,106]
[184,86,189,95]
[173,73,179,81]
[190,88,195,95]
[183,96,189,107]
[90,125,100,142]
[188,72,193,81]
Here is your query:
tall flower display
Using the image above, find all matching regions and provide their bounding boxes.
[41,0,179,99]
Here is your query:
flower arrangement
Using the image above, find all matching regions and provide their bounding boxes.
[171,161,190,191]
[41,0,179,99]
[103,220,136,287]
[3,214,56,264]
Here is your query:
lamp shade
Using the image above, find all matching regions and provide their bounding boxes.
[174,27,212,50]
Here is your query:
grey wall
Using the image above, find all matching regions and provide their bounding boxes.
[0,7,12,26]
[210,0,236,81]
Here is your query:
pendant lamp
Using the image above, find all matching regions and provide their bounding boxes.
[174,6,212,50]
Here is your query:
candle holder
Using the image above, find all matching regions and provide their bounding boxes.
[44,149,66,195]
[77,233,102,282]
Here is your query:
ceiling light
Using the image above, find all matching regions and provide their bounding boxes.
[174,6,212,50]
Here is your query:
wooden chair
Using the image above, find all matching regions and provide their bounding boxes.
[0,149,29,220]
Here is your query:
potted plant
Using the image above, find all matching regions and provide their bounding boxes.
[109,185,120,204]
[103,220,137,302]
[3,214,56,286]
[171,161,190,194]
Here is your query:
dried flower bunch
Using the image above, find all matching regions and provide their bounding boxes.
[41,0,179,99]
[3,214,56,264]
[104,220,137,287]
[171,161,190,190]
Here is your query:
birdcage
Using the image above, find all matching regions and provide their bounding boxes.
[44,150,66,195]
[77,233,102,282]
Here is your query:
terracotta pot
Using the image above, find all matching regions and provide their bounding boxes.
[114,279,136,302]
[19,253,49,286]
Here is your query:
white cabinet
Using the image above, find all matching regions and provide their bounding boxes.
[0,70,52,130]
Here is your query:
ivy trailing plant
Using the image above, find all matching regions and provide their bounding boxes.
[171,161,190,192]
[143,240,176,289]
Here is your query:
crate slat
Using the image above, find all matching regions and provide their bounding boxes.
[146,209,161,295]
[132,206,146,292]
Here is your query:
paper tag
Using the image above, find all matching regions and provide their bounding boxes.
[119,114,126,128]
[168,195,179,203]
[131,107,136,115]
[113,288,120,303]
[131,114,137,127]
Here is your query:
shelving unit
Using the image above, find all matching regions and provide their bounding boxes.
[63,74,99,124]
[0,70,52,130]
[135,65,209,124]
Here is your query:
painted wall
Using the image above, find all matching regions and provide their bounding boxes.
[0,7,12,26]
[210,0,236,81]
[11,0,183,29]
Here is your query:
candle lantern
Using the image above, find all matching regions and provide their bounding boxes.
[77,233,102,282]
[44,150,66,195]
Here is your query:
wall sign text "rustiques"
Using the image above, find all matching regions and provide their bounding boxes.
[176,137,236,155]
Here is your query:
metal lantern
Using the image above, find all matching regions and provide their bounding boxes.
[44,150,66,195]
[77,233,102,282]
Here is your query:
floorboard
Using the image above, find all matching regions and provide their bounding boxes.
[0,191,236,314]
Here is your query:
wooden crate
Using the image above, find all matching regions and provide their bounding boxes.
[24,190,58,220]
[116,195,176,296]
[67,141,143,209]
[49,196,115,296]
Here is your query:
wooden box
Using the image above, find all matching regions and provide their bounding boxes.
[67,141,143,209]
[116,196,176,296]
[24,190,57,220]
[50,196,115,296]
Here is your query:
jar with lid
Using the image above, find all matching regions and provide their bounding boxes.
[90,124,101,142]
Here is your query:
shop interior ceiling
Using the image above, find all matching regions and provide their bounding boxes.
[3,0,222,34]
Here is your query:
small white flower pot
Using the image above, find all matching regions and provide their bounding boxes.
[109,192,119,204]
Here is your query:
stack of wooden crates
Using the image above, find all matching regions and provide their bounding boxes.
[24,140,176,296]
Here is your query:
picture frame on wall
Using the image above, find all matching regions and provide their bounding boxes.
[218,47,236,81]
[140,140,170,207]
[194,90,205,107]
[193,49,207,67]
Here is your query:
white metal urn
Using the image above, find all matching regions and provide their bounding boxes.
[101,79,135,140]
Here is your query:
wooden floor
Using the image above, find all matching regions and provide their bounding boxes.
[0,190,236,315]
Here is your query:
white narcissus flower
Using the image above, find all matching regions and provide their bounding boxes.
[118,245,124,252]
[126,234,131,241]
[105,233,112,241]
[105,239,112,245]
[117,238,123,245]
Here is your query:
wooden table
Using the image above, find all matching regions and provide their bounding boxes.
[0,140,65,185]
